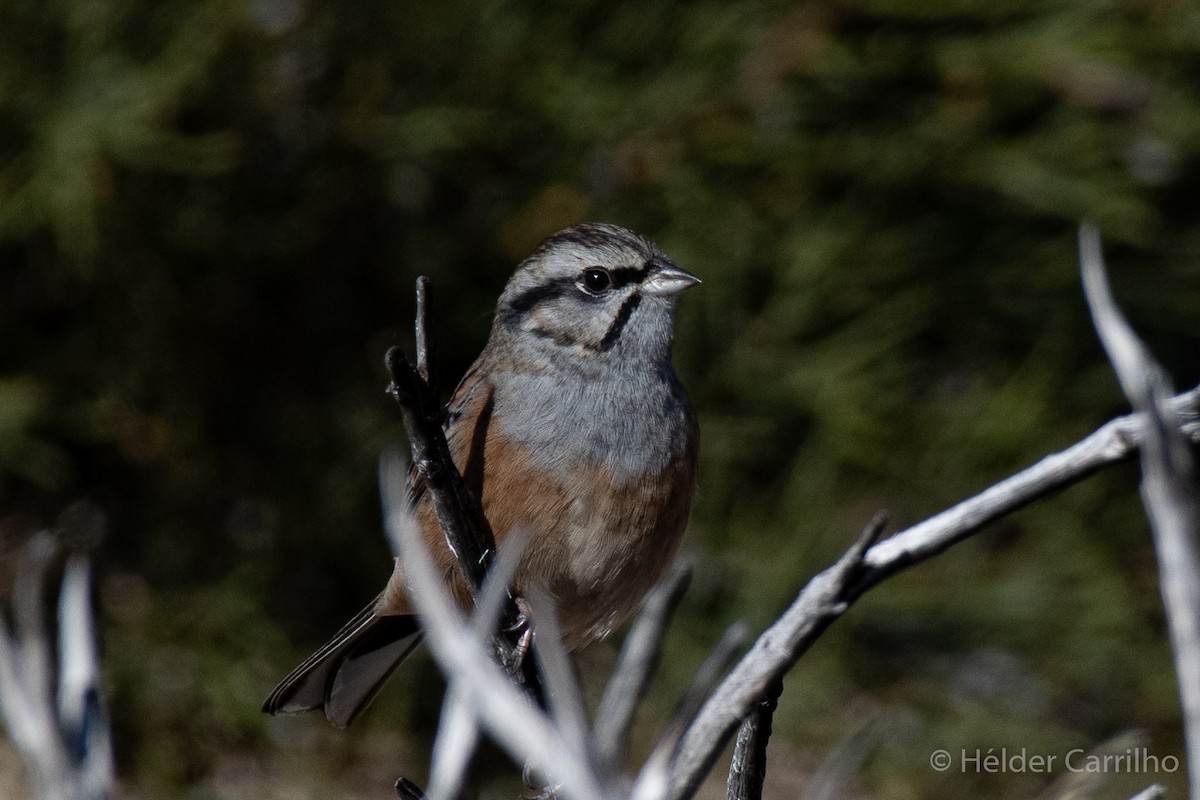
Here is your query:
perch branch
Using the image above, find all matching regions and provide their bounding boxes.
[1080,222,1200,800]
[384,277,528,668]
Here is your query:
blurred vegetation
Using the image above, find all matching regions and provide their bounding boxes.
[2,0,1199,797]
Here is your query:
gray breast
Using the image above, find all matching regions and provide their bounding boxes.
[493,367,692,485]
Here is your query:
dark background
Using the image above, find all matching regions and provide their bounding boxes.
[2,0,1199,797]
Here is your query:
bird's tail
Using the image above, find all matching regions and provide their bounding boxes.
[262,603,423,727]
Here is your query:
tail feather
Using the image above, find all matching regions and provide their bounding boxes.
[263,602,423,727]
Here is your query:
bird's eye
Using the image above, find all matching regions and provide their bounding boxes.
[580,267,613,294]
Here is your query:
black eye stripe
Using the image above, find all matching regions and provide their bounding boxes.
[497,257,664,326]
[606,265,651,288]
[499,277,577,323]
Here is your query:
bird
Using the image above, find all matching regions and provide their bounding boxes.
[262,222,701,727]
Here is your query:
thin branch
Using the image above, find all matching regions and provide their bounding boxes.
[0,535,62,776]
[668,514,883,800]
[860,384,1200,580]
[633,622,749,800]
[528,587,596,768]
[384,277,530,680]
[1080,221,1200,800]
[669,378,1200,799]
[422,535,530,800]
[473,528,531,641]
[594,561,693,772]
[802,722,882,800]
[415,275,437,387]
[14,534,56,736]
[722,512,882,800]
[57,553,114,798]
[384,458,531,800]
[426,682,480,800]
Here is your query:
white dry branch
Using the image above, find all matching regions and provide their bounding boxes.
[0,530,114,800]
[1080,221,1200,800]
[667,380,1200,800]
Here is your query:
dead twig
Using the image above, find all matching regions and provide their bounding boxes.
[384,278,495,601]
[594,562,693,773]
[0,509,113,800]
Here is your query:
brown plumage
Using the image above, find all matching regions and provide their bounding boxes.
[263,223,700,726]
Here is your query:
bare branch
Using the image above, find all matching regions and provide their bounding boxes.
[644,619,750,799]
[528,587,596,769]
[57,553,115,800]
[415,275,437,387]
[669,377,1200,799]
[594,561,693,772]
[861,385,1200,578]
[1080,221,1200,800]
[666,515,883,799]
[0,536,63,777]
[0,514,113,800]
[427,682,481,800]
[384,457,530,800]
[14,533,56,735]
[629,621,748,800]
[473,528,530,641]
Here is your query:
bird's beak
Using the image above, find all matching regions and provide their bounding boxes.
[642,261,701,297]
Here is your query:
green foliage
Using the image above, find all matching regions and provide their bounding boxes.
[2,0,1199,797]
